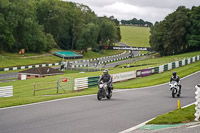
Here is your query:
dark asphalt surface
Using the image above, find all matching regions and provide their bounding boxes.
[105,52,146,68]
[0,71,199,133]
[0,72,18,82]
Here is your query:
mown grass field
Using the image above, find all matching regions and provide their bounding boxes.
[0,51,199,108]
[120,26,150,47]
[0,50,122,68]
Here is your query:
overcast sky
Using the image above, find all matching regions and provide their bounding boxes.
[63,0,200,23]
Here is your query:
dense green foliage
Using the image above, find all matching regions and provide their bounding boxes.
[121,18,153,27]
[0,0,120,53]
[150,6,200,56]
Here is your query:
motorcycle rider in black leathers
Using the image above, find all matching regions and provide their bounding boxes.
[98,69,113,94]
[170,71,181,94]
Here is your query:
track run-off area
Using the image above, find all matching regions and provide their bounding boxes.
[0,71,199,133]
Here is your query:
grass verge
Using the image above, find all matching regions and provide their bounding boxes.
[147,105,195,124]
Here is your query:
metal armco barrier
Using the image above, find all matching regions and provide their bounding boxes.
[195,84,200,121]
[0,86,13,97]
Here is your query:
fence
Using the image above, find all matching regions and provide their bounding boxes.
[195,84,200,121]
[33,77,73,95]
[0,86,13,97]
[58,77,73,92]
[33,81,58,96]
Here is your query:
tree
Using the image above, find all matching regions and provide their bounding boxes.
[150,22,165,56]
[150,6,191,56]
[187,6,200,50]
[121,18,153,27]
[98,17,118,46]
[77,23,99,52]
[37,0,73,50]
[0,0,121,53]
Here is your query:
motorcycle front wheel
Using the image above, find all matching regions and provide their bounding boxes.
[172,88,177,98]
[106,91,112,99]
[97,90,102,101]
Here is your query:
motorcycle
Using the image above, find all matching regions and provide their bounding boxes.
[169,81,180,98]
[97,81,112,100]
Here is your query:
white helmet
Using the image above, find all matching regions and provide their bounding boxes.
[103,69,108,74]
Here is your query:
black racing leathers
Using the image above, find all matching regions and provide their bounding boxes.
[99,74,113,92]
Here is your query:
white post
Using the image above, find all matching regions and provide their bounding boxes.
[195,84,200,121]
[88,62,89,72]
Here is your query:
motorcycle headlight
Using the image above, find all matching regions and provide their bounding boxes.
[99,84,103,88]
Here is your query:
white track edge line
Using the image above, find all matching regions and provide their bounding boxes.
[119,118,155,133]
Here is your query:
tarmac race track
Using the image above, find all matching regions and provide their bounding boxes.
[0,71,199,133]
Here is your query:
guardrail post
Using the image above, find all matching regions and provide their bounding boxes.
[33,83,36,96]
[195,84,200,121]
[57,79,59,94]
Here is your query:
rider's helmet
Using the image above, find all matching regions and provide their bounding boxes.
[103,69,108,75]
[172,71,176,77]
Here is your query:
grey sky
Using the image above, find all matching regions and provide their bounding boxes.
[63,0,200,23]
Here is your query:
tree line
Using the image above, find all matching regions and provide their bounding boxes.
[121,18,153,27]
[150,6,200,56]
[0,0,121,53]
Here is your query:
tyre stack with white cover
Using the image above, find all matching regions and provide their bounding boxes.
[195,84,200,121]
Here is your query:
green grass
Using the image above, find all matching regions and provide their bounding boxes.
[0,50,123,68]
[120,26,150,47]
[0,56,199,108]
[147,105,195,124]
[0,53,61,68]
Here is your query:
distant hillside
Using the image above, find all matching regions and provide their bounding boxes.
[121,18,153,27]
[120,26,150,47]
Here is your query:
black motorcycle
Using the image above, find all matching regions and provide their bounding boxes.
[97,81,112,100]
